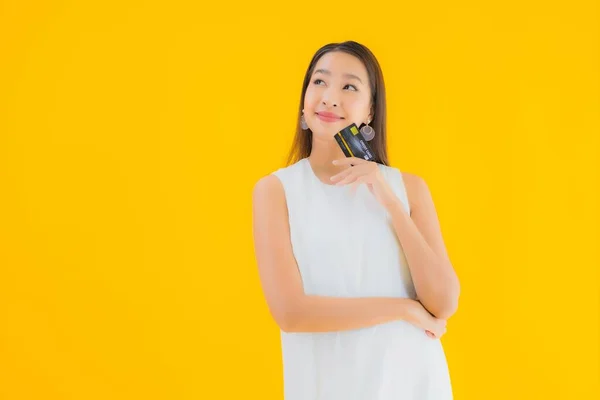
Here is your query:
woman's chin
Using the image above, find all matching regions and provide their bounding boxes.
[317,134,338,142]
[312,128,340,140]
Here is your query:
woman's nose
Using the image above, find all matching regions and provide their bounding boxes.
[321,88,339,107]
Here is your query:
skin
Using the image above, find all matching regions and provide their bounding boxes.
[302,51,374,182]
[330,157,461,323]
[252,51,459,339]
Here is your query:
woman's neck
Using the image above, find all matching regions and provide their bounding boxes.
[308,137,348,178]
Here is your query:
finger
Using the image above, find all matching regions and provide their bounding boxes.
[336,163,371,181]
[332,157,368,166]
[347,175,368,188]
[329,167,354,183]
[336,172,359,186]
[350,176,368,192]
[355,175,368,184]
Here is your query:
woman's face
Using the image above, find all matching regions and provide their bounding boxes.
[303,51,373,140]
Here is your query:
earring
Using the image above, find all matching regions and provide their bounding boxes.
[300,111,309,130]
[360,120,375,141]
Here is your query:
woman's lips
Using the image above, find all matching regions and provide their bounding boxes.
[316,113,343,123]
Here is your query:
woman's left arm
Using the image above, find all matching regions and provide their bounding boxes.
[330,157,461,320]
[386,173,460,320]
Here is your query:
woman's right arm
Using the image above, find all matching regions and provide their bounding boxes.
[252,174,419,334]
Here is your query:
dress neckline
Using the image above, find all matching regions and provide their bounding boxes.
[303,158,349,189]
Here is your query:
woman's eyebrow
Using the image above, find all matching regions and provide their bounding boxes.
[313,69,363,84]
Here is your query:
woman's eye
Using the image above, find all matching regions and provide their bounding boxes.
[312,79,358,91]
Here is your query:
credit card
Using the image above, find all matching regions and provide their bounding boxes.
[334,123,375,161]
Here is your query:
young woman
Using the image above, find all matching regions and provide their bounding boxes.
[252,41,460,399]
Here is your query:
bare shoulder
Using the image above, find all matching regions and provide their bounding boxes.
[253,174,283,197]
[252,174,286,213]
[397,170,429,213]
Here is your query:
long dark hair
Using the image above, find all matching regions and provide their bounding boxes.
[285,41,390,167]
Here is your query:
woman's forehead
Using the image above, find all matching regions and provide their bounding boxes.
[314,52,367,79]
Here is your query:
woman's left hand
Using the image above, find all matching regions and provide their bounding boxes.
[330,157,399,209]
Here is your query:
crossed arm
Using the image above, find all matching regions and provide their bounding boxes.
[387,172,461,320]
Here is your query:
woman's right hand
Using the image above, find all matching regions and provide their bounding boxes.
[405,299,447,339]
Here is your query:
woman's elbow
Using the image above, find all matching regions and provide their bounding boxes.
[270,300,303,333]
[437,278,460,319]
[434,295,460,320]
[272,310,294,332]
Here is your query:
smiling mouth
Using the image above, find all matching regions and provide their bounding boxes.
[316,113,344,121]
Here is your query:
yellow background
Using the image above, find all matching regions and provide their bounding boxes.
[1,1,598,399]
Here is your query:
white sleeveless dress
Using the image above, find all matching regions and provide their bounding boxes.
[270,157,453,400]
